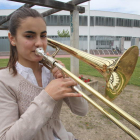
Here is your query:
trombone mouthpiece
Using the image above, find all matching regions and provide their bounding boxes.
[35,47,44,56]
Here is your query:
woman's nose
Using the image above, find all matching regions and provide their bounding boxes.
[35,37,43,47]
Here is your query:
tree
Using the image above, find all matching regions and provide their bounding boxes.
[57,29,70,37]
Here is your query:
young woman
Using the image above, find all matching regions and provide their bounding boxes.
[0,7,88,140]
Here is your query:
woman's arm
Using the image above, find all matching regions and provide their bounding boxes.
[64,85,88,116]
[0,81,57,140]
[50,61,88,116]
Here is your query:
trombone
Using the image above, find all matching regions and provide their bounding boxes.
[35,38,140,140]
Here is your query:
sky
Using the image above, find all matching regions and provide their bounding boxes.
[0,0,140,15]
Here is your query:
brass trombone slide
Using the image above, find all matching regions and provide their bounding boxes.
[35,40,140,139]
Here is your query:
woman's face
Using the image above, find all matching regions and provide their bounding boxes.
[11,17,47,64]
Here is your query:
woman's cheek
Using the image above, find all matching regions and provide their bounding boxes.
[24,41,33,49]
[44,41,47,50]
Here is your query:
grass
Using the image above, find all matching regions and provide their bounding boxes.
[0,56,140,86]
[0,59,9,67]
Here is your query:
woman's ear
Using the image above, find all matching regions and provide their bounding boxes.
[8,32,16,46]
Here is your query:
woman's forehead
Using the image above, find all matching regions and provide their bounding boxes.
[18,17,46,33]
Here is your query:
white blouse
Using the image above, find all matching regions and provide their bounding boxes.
[16,62,51,88]
[16,62,60,140]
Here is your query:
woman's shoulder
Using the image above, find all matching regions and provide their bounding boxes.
[0,67,22,84]
[0,67,10,77]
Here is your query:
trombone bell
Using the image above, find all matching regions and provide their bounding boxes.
[106,46,139,100]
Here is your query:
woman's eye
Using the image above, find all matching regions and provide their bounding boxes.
[41,35,47,38]
[26,35,33,38]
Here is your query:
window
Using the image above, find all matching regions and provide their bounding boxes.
[116,18,133,27]
[134,20,140,27]
[98,17,102,25]
[79,16,82,26]
[42,15,138,28]
[58,15,70,26]
[117,18,123,26]
[90,16,94,26]
[45,15,59,26]
[83,16,87,26]
[51,15,58,26]
[79,16,87,26]
[124,19,132,27]
[95,16,115,26]
[95,16,103,26]
[125,37,131,41]
[66,15,70,25]
[46,15,51,25]
[60,15,64,25]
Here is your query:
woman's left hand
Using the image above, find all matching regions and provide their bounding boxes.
[46,52,66,79]
[51,60,66,79]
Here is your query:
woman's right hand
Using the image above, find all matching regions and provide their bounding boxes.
[45,78,82,101]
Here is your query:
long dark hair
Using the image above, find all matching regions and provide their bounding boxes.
[7,7,46,76]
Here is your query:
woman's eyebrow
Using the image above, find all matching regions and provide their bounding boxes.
[24,31,47,34]
[24,31,36,34]
[41,31,47,34]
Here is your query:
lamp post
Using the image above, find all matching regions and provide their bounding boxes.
[87,1,90,53]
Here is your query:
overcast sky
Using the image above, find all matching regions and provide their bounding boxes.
[0,0,140,15]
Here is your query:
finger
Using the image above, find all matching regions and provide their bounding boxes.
[55,72,69,79]
[52,66,63,74]
[56,73,63,78]
[62,77,74,82]
[63,73,69,78]
[51,66,59,74]
[65,92,82,97]
[62,78,78,86]
[52,68,64,78]
[57,77,73,84]
[63,87,74,93]
[46,52,51,56]
[67,78,78,84]
[58,77,75,82]
[63,80,77,87]
[53,72,63,79]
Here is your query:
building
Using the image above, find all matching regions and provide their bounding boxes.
[0,5,140,55]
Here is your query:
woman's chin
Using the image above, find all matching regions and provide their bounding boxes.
[33,55,43,62]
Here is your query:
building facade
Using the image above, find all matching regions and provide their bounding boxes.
[0,6,140,54]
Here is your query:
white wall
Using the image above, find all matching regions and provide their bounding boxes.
[90,10,140,19]
[0,30,9,36]
[124,41,131,49]
[48,26,140,38]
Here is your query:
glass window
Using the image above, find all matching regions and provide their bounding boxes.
[66,15,70,25]
[84,16,87,26]
[96,17,98,25]
[90,16,94,26]
[79,16,82,26]
[60,15,63,25]
[79,16,87,26]
[46,16,51,25]
[134,20,140,27]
